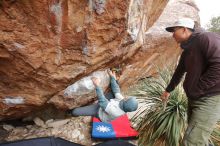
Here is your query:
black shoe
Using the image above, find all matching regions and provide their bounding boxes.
[66,110,73,116]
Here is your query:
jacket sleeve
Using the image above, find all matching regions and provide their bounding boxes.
[96,87,109,110]
[197,33,220,90]
[166,53,186,92]
[110,76,121,94]
[110,76,124,100]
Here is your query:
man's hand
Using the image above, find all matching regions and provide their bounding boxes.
[91,77,100,87]
[107,69,117,79]
[160,91,170,102]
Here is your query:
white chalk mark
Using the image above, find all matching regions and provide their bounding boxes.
[64,70,110,97]
[3,96,25,105]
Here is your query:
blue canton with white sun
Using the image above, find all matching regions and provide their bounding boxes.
[92,122,116,138]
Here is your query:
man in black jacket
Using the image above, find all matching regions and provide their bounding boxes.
[161,18,220,146]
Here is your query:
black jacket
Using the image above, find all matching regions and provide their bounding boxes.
[166,28,220,99]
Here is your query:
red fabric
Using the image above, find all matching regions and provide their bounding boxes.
[92,114,138,138]
[93,117,101,122]
[111,114,138,137]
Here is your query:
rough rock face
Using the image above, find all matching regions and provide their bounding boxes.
[1,116,137,145]
[0,0,169,120]
[119,0,200,90]
[0,0,200,145]
[3,117,93,145]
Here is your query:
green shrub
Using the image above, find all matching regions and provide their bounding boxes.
[207,16,220,34]
[130,68,187,146]
[211,122,220,146]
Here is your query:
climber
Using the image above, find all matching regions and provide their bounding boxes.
[67,69,138,123]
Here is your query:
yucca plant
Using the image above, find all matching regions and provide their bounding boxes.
[211,122,220,146]
[130,68,188,146]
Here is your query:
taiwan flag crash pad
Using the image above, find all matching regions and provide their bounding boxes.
[92,114,138,139]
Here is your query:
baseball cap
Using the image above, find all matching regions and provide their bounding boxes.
[165,18,195,32]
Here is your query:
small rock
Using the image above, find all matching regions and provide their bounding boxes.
[25,135,36,139]
[92,142,98,145]
[46,119,70,128]
[76,26,83,32]
[12,127,27,134]
[0,126,9,141]
[45,119,54,124]
[78,134,85,141]
[33,117,46,128]
[71,129,80,139]
[51,128,59,135]
[26,125,32,129]
[83,117,91,123]
[3,124,14,131]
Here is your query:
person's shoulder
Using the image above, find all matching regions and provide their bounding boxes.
[195,31,214,42]
[197,30,218,38]
[198,31,220,44]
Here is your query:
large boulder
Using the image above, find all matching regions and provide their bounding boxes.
[0,0,199,120]
[0,0,168,120]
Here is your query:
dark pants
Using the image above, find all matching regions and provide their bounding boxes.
[182,94,220,146]
[71,92,115,117]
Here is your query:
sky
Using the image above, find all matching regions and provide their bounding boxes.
[194,0,220,27]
